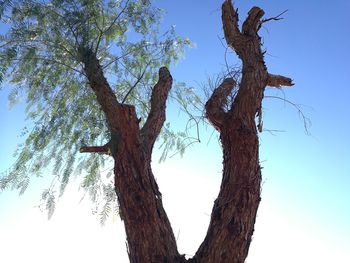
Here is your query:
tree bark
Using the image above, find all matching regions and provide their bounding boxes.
[79,1,293,262]
[193,2,293,263]
[80,48,182,262]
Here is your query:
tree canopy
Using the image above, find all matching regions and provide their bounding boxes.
[0,0,195,221]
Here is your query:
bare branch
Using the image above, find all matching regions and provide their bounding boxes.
[267,73,294,88]
[121,61,151,103]
[222,0,244,52]
[265,95,311,133]
[242,6,265,36]
[121,74,144,104]
[141,67,173,156]
[205,78,236,131]
[80,145,110,155]
[261,10,288,25]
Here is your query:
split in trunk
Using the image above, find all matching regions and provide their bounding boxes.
[80,1,293,262]
[193,2,293,263]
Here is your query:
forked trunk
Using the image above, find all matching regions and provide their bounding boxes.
[193,2,293,262]
[79,47,182,261]
[194,114,262,263]
[80,1,293,262]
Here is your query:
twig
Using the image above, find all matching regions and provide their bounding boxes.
[265,95,311,134]
[260,10,288,24]
[121,61,150,103]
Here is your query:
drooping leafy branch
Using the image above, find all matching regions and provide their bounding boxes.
[0,0,194,219]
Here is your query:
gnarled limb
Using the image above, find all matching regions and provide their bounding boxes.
[267,73,294,88]
[222,0,244,55]
[205,78,236,131]
[141,67,173,156]
[80,48,121,132]
[194,2,293,263]
[242,6,265,36]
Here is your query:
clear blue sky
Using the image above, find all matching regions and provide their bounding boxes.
[1,1,349,262]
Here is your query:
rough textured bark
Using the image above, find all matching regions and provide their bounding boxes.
[80,48,181,262]
[79,1,293,262]
[193,1,293,263]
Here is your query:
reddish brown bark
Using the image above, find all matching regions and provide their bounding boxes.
[80,145,109,154]
[193,2,293,263]
[79,1,293,262]
[80,47,181,262]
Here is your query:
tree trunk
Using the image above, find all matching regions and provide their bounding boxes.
[195,78,263,262]
[112,105,179,263]
[80,49,182,262]
[79,1,293,262]
[193,1,293,262]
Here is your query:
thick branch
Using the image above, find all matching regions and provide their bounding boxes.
[205,78,236,131]
[80,145,109,154]
[267,73,294,87]
[242,6,265,36]
[195,2,293,262]
[141,67,172,156]
[81,48,121,132]
[222,1,244,52]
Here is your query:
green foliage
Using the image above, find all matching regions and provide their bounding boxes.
[41,188,56,220]
[0,0,197,221]
[157,81,204,162]
[158,122,188,162]
[98,183,117,225]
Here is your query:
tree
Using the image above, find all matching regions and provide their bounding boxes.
[195,2,293,262]
[0,1,293,262]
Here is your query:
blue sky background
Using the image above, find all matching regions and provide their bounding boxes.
[1,1,350,262]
